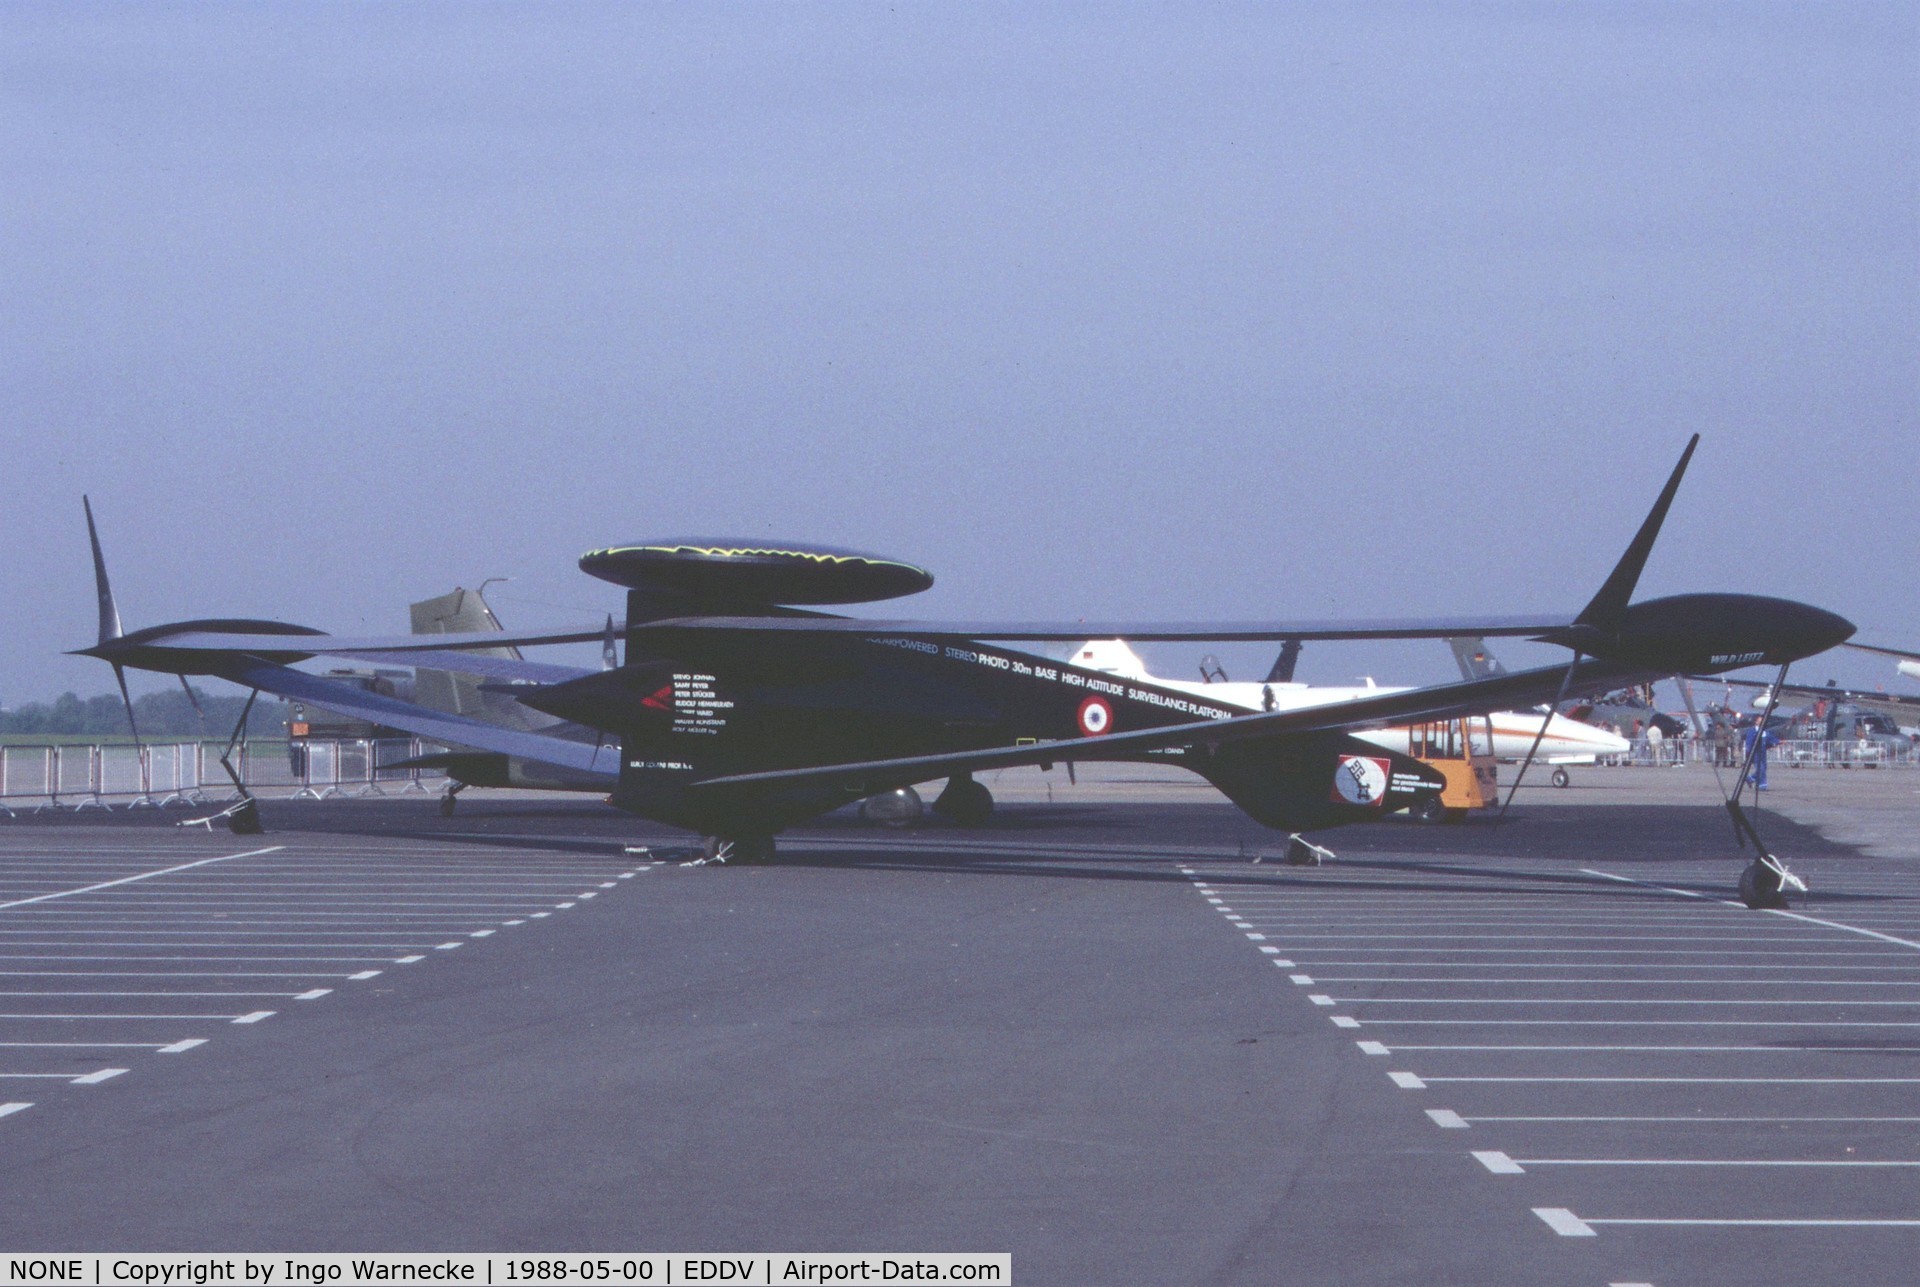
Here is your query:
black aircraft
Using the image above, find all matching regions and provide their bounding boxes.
[76,438,1852,907]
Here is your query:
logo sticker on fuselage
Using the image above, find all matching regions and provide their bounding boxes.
[1077,696,1114,736]
[1332,755,1391,807]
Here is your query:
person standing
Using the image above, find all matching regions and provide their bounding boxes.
[1743,718,1779,790]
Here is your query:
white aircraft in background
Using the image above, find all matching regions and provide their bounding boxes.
[1070,639,1629,785]
[1847,642,1920,688]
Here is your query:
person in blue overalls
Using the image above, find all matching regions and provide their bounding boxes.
[1743,716,1779,790]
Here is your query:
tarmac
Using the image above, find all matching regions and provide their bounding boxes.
[0,764,1916,1285]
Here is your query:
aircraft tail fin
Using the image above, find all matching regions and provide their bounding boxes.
[1264,640,1302,684]
[409,587,549,731]
[1574,434,1698,632]
[1447,637,1508,682]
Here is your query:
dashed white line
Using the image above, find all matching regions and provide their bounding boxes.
[1472,1150,1525,1174]
[1425,1109,1469,1129]
[157,1039,207,1054]
[1388,1071,1426,1089]
[231,1011,274,1024]
[1532,1208,1597,1237]
[294,989,331,1001]
[71,1068,127,1085]
[0,1102,30,1119]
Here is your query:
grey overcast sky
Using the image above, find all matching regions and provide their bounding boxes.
[2,2,1915,704]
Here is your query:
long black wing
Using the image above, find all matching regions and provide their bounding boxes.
[686,655,1652,804]
[212,658,617,775]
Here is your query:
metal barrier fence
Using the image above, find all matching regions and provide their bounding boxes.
[0,739,446,813]
[1607,737,1916,770]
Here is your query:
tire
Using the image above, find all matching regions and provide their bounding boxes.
[934,777,994,827]
[1412,795,1447,824]
[1550,768,1571,789]
[439,793,458,818]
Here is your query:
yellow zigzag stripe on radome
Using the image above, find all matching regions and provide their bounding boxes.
[583,545,928,575]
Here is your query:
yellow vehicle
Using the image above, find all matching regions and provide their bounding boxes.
[1404,715,1499,822]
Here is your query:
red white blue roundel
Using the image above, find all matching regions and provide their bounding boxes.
[1331,755,1391,807]
[1077,696,1114,736]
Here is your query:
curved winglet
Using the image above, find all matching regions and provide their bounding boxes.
[1574,434,1698,631]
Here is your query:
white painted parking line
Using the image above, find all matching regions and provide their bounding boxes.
[1388,1071,1426,1089]
[1533,1208,1597,1237]
[1320,1006,1920,1014]
[1308,994,1335,1006]
[395,955,424,964]
[1425,1109,1469,1129]
[231,1011,274,1024]
[1466,1115,1920,1124]
[1515,1157,1920,1169]
[0,847,285,910]
[294,989,331,1001]
[1415,1075,1920,1085]
[1355,1041,1389,1055]
[349,970,381,980]
[1583,868,1920,952]
[157,1039,207,1054]
[435,942,462,950]
[1357,1019,1920,1027]
[1258,946,1280,955]
[70,1068,127,1085]
[1330,1016,1360,1029]
[1289,974,1315,985]
[1380,1044,1920,1053]
[1583,1217,1920,1230]
[1303,976,1920,986]
[470,930,495,938]
[1472,1150,1525,1174]
[0,1012,266,1021]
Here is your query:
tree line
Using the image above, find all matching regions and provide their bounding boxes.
[0,688,287,738]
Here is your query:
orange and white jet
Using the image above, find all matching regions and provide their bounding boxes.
[1068,639,1630,776]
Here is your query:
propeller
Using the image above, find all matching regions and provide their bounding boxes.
[84,497,144,751]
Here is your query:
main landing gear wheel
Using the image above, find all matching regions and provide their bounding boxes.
[933,776,994,827]
[1550,768,1571,789]
[1739,857,1792,910]
[702,834,777,865]
[226,798,263,836]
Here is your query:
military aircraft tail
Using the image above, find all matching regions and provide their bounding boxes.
[410,587,554,733]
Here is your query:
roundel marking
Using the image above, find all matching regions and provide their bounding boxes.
[1077,696,1114,737]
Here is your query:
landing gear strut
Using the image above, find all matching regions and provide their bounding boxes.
[932,775,994,827]
[439,783,466,818]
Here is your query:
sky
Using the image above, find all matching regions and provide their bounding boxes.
[2,2,1915,708]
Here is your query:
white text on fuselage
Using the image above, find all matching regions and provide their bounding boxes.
[870,638,1235,722]
[671,673,732,735]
